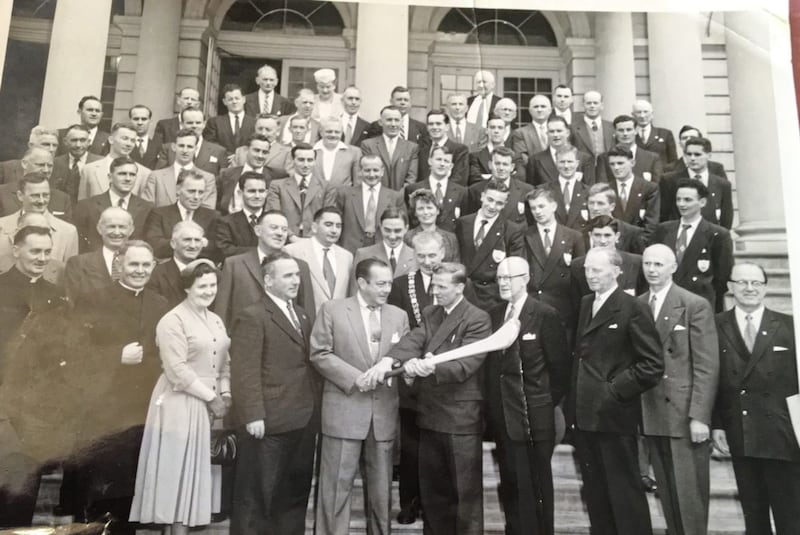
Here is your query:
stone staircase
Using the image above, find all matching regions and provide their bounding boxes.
[33,442,746,534]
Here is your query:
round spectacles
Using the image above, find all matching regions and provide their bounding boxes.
[496,274,527,283]
[729,280,766,289]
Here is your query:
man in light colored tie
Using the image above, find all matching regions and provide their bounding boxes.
[446,93,486,153]
[466,70,497,128]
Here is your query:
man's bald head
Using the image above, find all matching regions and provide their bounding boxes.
[642,244,678,291]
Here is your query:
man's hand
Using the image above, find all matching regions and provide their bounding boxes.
[711,429,729,455]
[360,357,395,390]
[120,342,144,365]
[226,153,237,165]
[246,419,265,439]
[355,374,374,393]
[689,418,710,443]
[403,357,435,378]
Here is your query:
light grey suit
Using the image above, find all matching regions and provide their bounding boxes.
[139,166,217,209]
[78,156,150,200]
[310,296,410,535]
[285,238,353,312]
[0,211,78,265]
[360,136,419,190]
[640,283,719,535]
[313,144,362,188]
[449,120,487,153]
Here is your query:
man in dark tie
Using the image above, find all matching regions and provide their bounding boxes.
[128,104,159,169]
[604,145,660,242]
[571,91,615,161]
[244,64,295,117]
[387,262,493,535]
[549,144,591,231]
[51,125,104,202]
[57,95,109,157]
[146,220,206,307]
[566,247,663,535]
[712,261,800,535]
[467,146,532,226]
[585,183,645,254]
[216,171,267,258]
[229,251,317,535]
[340,86,371,147]
[466,70,500,129]
[596,115,663,183]
[526,116,594,186]
[153,87,200,145]
[204,83,256,155]
[633,100,678,166]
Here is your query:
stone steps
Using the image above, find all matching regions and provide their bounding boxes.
[32,443,746,534]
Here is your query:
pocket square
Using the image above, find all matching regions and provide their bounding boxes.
[774,346,789,351]
[522,333,537,341]
[674,325,687,331]
[209,155,218,163]
[608,324,618,329]
[391,333,400,344]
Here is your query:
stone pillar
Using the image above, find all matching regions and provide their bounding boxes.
[132,0,181,131]
[39,0,112,127]
[0,1,13,89]
[355,4,408,120]
[594,12,636,119]
[725,10,793,255]
[647,13,707,136]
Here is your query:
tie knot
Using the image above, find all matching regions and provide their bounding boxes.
[480,219,487,227]
[682,224,691,230]
[368,305,379,312]
[746,314,753,321]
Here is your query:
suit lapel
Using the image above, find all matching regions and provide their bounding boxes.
[583,289,621,336]
[542,225,567,279]
[350,187,367,230]
[427,300,466,353]
[303,242,330,300]
[718,310,751,366]
[469,218,503,275]
[575,123,593,155]
[264,294,303,345]
[524,228,546,269]
[678,220,709,275]
[652,286,684,340]
[345,297,373,367]
[541,152,558,182]
[244,249,265,289]
[624,179,645,221]
[742,311,780,380]
[285,178,303,209]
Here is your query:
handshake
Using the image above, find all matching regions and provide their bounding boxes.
[354,355,436,392]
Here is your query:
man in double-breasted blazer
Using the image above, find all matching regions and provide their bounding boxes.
[456,180,525,310]
[652,179,733,312]
[566,247,664,535]
[596,116,663,183]
[266,143,336,238]
[229,251,317,535]
[310,259,410,535]
[360,106,419,190]
[658,137,733,229]
[335,155,405,254]
[633,100,679,166]
[285,207,353,312]
[524,186,587,339]
[387,262,492,535]
[639,244,719,535]
[603,145,659,239]
[712,262,800,535]
[486,256,570,535]
[466,146,532,227]
[406,145,469,232]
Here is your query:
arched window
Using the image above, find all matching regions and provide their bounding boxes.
[221,0,345,36]
[438,9,557,47]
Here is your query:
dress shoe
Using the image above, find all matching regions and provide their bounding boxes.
[641,475,658,493]
[396,497,419,524]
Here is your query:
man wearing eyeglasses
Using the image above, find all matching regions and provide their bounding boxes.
[712,262,800,535]
[485,256,570,535]
[651,178,733,312]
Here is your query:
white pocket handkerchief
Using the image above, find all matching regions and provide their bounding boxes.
[674,325,687,331]
[608,324,618,329]
[209,155,218,163]
[522,333,537,341]
[774,346,789,352]
[391,333,400,344]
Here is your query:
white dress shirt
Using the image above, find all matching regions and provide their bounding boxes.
[314,140,348,182]
[444,296,464,315]
[362,181,381,217]
[592,284,618,316]
[384,242,405,266]
[108,190,131,210]
[177,202,194,221]
[229,164,264,214]
[383,134,398,158]
[537,221,557,247]
[648,282,672,319]
[311,236,338,281]
[357,291,381,346]
[474,213,498,241]
[735,305,765,341]
[467,94,493,127]
[229,112,245,133]
[504,293,527,321]
[265,290,298,326]
[677,216,702,248]
[102,246,117,276]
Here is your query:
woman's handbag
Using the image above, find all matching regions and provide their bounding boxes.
[210,429,237,466]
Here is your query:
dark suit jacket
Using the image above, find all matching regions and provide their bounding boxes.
[216,166,274,216]
[146,258,184,308]
[243,91,295,117]
[570,251,647,310]
[360,136,419,190]
[72,192,153,252]
[581,219,645,254]
[566,287,664,434]
[713,308,800,461]
[51,153,104,201]
[659,169,734,229]
[63,250,112,303]
[216,210,258,258]
[455,214,524,309]
[550,178,590,231]
[417,138,470,186]
[486,297,570,441]
[203,113,256,154]
[130,136,160,170]
[525,148,595,186]
[387,298,492,434]
[229,295,315,432]
[406,179,468,232]
[467,178,532,226]
[468,147,493,185]
[466,94,501,122]
[366,116,427,144]
[334,184,405,254]
[511,123,550,178]
[596,146,663,183]
[345,116,372,147]
[652,219,733,312]
[0,182,73,220]
[143,204,219,261]
[608,175,660,240]
[213,248,315,328]
[388,270,435,330]
[571,114,615,159]
[58,128,109,157]
[153,116,180,145]
[636,126,678,166]
[158,139,228,177]
[523,223,586,332]
[665,157,727,180]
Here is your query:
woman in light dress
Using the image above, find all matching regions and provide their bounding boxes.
[129,259,231,534]
[404,189,461,262]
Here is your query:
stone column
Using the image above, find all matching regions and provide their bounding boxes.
[594,12,636,119]
[132,0,182,130]
[0,1,13,89]
[39,0,112,126]
[725,10,792,255]
[355,4,408,120]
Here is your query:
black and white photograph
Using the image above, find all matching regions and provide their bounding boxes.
[1,0,799,533]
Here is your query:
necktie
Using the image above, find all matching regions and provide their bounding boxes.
[322,247,336,295]
[591,121,598,132]
[136,137,144,158]
[562,181,571,212]
[111,251,121,281]
[455,123,463,144]
[389,248,397,273]
[287,300,303,335]
[743,314,757,353]
[345,119,353,144]
[117,197,125,209]
[475,219,487,248]
[299,178,307,207]
[538,125,548,149]
[249,214,258,227]
[234,114,241,136]
[262,95,268,114]
[68,158,81,201]
[365,186,377,233]
[543,227,552,255]
[592,296,602,318]
[676,223,691,263]
[386,138,395,160]
[618,182,628,211]
[504,303,515,323]
[638,127,646,140]
[426,277,433,298]
[184,209,193,221]
[368,305,381,360]
[591,121,604,154]
[435,182,444,205]
[476,98,486,128]
[399,123,406,140]
[694,173,703,181]
[649,294,657,318]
